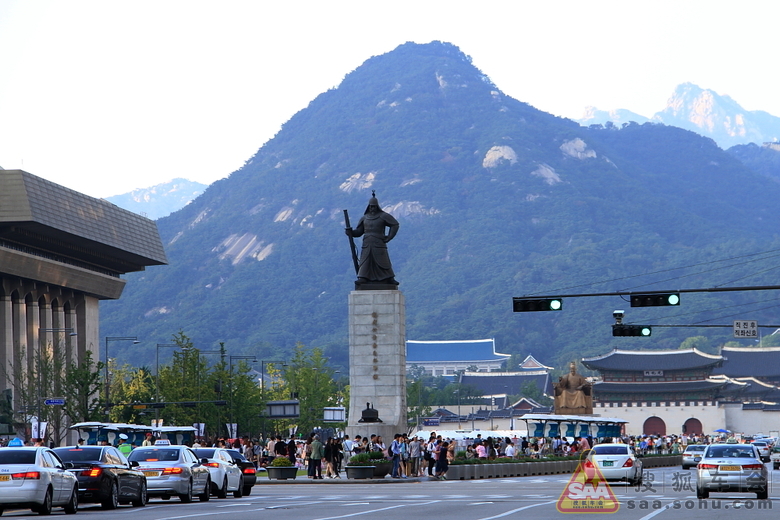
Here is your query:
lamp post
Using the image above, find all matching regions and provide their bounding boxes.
[104,337,139,408]
[38,328,76,442]
[228,356,257,438]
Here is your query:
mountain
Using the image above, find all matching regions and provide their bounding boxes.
[100,41,780,373]
[578,107,649,127]
[578,83,780,150]
[726,142,780,183]
[105,178,207,219]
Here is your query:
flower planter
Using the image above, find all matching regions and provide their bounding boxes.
[372,461,392,478]
[266,466,298,480]
[345,466,375,479]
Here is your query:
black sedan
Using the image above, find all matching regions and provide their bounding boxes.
[54,446,147,509]
[225,449,257,495]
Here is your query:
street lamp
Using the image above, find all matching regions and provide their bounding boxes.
[104,337,139,407]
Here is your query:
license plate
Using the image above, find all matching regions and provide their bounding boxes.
[601,460,614,467]
[0,475,9,481]
[143,471,160,477]
[719,465,740,471]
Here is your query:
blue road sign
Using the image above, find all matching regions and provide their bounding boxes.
[44,398,65,406]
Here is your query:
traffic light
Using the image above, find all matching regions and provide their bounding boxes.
[612,324,652,337]
[630,293,680,307]
[513,298,563,312]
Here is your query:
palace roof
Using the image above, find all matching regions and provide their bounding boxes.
[582,348,723,372]
[459,370,553,397]
[711,346,780,379]
[591,377,747,395]
[406,338,510,363]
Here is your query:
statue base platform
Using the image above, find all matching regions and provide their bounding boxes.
[354,282,399,291]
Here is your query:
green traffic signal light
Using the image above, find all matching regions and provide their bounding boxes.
[513,298,563,312]
[630,293,680,307]
[612,324,652,337]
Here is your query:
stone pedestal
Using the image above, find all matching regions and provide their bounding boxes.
[346,290,407,443]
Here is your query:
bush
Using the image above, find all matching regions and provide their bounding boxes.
[271,456,294,467]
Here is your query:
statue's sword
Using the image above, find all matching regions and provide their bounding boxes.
[343,209,360,275]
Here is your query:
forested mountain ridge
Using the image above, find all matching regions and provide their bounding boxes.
[100,41,780,373]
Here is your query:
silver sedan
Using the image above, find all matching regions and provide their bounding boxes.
[127,445,211,502]
[0,446,79,515]
[696,443,768,500]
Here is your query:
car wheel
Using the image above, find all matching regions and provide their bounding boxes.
[179,480,193,503]
[242,485,252,496]
[757,488,768,500]
[132,481,148,507]
[198,478,211,502]
[64,487,78,515]
[217,477,228,499]
[233,477,244,498]
[35,487,53,515]
[102,480,119,509]
[696,487,709,499]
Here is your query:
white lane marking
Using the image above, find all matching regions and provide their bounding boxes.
[476,499,557,520]
[638,504,673,520]
[310,500,439,520]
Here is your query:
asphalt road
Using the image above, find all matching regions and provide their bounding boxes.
[2,467,777,519]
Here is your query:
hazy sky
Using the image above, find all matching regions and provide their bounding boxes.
[1,0,778,198]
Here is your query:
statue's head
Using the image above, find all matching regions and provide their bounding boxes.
[569,361,577,374]
[365,190,381,214]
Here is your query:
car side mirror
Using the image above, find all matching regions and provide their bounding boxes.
[201,458,209,464]
[64,462,75,469]
[130,461,140,468]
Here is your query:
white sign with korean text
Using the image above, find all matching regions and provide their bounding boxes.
[733,320,758,338]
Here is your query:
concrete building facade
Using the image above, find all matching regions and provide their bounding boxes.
[0,170,167,438]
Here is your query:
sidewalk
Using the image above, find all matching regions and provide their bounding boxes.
[255,470,438,485]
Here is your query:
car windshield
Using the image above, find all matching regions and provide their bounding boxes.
[128,448,181,462]
[0,450,36,464]
[193,449,216,459]
[54,448,104,462]
[593,446,628,455]
[705,446,755,459]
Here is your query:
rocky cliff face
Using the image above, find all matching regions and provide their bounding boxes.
[578,82,780,149]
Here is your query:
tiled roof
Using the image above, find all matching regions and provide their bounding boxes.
[711,346,780,378]
[582,348,723,371]
[0,170,167,272]
[460,371,553,397]
[592,378,746,395]
[406,339,509,362]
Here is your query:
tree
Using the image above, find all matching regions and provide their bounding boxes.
[279,344,340,437]
[62,350,104,424]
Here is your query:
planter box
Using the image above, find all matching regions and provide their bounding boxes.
[345,466,375,479]
[267,466,298,480]
[372,462,392,478]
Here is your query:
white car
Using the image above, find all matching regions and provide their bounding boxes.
[192,448,243,498]
[751,441,770,462]
[0,446,79,515]
[682,445,707,469]
[584,443,643,485]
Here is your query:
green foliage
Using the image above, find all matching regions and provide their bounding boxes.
[271,456,294,466]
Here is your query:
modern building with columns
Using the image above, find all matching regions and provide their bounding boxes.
[0,169,167,437]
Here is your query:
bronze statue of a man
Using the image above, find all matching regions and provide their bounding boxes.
[554,361,593,414]
[345,191,399,287]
